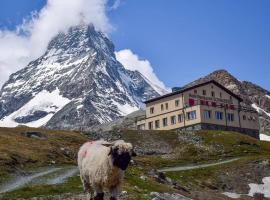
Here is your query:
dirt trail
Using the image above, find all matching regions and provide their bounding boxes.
[0,166,78,194]
[158,158,239,172]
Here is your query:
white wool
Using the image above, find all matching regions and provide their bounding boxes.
[77,140,133,198]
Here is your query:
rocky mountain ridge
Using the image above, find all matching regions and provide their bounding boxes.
[0,24,167,130]
[184,70,270,134]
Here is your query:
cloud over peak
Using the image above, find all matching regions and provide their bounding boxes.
[0,0,111,87]
[115,49,170,94]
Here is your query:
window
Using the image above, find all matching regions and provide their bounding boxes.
[165,103,169,110]
[220,92,222,98]
[175,100,180,107]
[161,104,164,111]
[215,111,223,120]
[155,120,160,129]
[227,113,234,122]
[187,111,196,120]
[194,89,197,94]
[189,98,195,106]
[230,96,233,101]
[171,116,176,125]
[163,118,168,126]
[148,122,153,130]
[203,110,211,119]
[211,91,215,97]
[243,115,246,120]
[211,102,217,107]
[200,100,205,105]
[150,107,154,114]
[178,114,184,123]
[203,90,206,95]
[229,105,235,110]
[137,124,145,130]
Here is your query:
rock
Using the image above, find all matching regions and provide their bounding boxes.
[21,132,45,139]
[150,192,192,200]
[140,175,146,181]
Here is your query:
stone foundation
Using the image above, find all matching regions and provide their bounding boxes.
[180,123,259,139]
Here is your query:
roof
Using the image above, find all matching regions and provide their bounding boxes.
[144,80,243,104]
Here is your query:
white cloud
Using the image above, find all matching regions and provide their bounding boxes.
[115,49,171,94]
[0,0,111,88]
[109,0,123,10]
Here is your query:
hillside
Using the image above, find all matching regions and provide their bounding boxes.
[183,69,270,134]
[0,128,270,199]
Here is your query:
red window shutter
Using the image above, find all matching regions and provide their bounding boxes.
[200,100,205,105]
[189,98,195,106]
[205,101,209,106]
[230,105,235,110]
[212,102,217,107]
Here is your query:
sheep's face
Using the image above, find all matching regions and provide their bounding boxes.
[111,148,131,170]
[108,141,135,170]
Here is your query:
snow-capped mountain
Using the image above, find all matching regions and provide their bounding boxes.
[183,70,270,134]
[0,24,168,130]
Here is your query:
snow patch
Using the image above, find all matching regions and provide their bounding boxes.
[249,177,270,198]
[222,192,242,199]
[0,88,70,128]
[260,134,270,142]
[111,100,138,116]
[252,103,270,117]
[266,95,270,99]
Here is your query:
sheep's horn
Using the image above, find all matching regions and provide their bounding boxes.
[101,142,113,147]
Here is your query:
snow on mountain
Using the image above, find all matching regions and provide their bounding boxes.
[252,103,270,118]
[0,89,70,127]
[0,24,162,130]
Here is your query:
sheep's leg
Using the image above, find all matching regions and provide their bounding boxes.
[93,185,104,200]
[81,176,91,193]
[109,186,119,200]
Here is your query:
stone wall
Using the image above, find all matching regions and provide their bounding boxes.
[179,123,259,139]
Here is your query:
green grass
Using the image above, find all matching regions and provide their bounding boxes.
[165,154,270,190]
[0,176,82,200]
[0,127,88,184]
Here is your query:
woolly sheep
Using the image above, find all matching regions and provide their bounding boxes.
[78,140,136,200]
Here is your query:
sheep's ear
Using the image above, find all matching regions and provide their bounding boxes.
[131,150,137,157]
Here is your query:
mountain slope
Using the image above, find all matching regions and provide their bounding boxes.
[0,25,167,130]
[184,70,270,134]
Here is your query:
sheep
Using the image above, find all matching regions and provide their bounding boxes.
[78,140,136,200]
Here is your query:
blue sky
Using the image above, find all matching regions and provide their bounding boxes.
[0,0,269,90]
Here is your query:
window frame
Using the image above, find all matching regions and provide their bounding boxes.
[187,111,196,120]
[215,111,223,120]
[155,120,160,129]
[163,117,168,126]
[203,110,211,119]
[171,115,176,125]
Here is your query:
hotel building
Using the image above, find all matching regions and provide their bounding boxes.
[136,80,260,139]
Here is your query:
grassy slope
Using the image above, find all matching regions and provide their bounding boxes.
[0,127,88,184]
[1,128,270,199]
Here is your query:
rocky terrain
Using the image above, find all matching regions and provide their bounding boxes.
[0,24,168,131]
[183,70,270,134]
